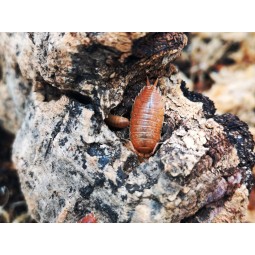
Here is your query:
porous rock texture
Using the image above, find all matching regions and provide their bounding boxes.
[0,32,254,222]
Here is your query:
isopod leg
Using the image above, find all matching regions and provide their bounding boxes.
[150,142,160,156]
[126,141,139,154]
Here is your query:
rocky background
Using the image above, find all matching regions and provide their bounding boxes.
[0,32,254,223]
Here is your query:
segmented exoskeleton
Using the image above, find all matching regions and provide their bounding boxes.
[129,78,164,158]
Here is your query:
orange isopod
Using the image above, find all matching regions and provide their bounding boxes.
[130,78,165,158]
[105,114,130,129]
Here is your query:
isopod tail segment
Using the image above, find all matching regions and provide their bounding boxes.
[127,139,160,161]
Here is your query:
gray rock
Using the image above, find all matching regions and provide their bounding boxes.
[0,33,33,133]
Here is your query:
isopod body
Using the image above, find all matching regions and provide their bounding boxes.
[105,114,130,129]
[130,78,164,158]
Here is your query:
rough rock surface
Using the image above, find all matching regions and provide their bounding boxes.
[184,185,249,223]
[0,33,33,133]
[0,32,254,222]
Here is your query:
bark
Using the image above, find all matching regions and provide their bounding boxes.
[0,32,254,222]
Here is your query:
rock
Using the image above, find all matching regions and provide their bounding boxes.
[184,185,249,223]
[0,33,33,133]
[1,32,254,222]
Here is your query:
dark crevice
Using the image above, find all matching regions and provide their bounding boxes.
[202,37,211,44]
[36,78,93,107]
[36,80,61,102]
[27,33,35,44]
[15,63,22,78]
[0,126,35,222]
[65,90,92,105]
[0,126,14,166]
